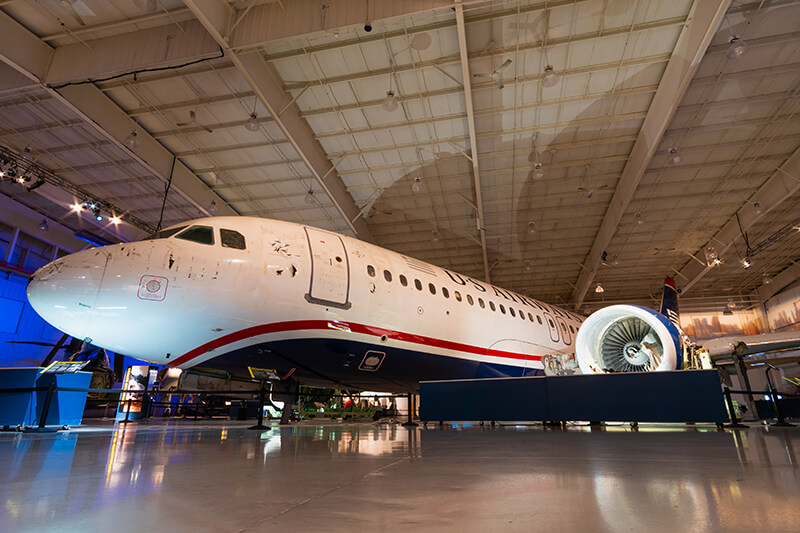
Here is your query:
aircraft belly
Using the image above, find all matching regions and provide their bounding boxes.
[194,337,540,392]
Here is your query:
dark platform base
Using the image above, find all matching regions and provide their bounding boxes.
[420,369,729,424]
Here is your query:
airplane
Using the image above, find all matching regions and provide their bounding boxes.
[26,216,688,393]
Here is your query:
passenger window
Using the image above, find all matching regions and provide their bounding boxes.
[569,325,575,333]
[176,225,214,245]
[367,265,376,277]
[520,311,525,320]
[415,279,422,291]
[400,275,408,287]
[384,270,392,282]
[561,323,567,332]
[454,291,462,302]
[146,225,187,240]
[509,307,515,317]
[220,229,246,250]
[500,304,506,314]
[467,294,473,305]
[528,313,533,322]
[548,319,555,328]
[429,283,436,295]
[478,298,485,309]
[442,287,449,298]
[489,301,496,311]
[537,315,543,325]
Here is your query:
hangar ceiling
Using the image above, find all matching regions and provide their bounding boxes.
[0,0,799,315]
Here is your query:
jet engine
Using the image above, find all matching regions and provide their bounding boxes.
[575,305,682,374]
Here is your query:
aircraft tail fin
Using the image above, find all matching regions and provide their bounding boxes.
[659,276,680,328]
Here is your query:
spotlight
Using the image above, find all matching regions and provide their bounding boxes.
[245,113,260,132]
[528,221,536,234]
[382,91,399,112]
[93,207,104,221]
[38,219,48,231]
[763,273,772,285]
[364,22,372,32]
[27,176,46,191]
[726,36,749,59]
[431,227,440,242]
[753,201,763,215]
[110,215,122,225]
[6,167,16,179]
[740,257,751,269]
[208,199,218,214]
[542,65,560,88]
[524,260,531,272]
[71,202,84,213]
[634,211,644,225]
[304,189,315,204]
[411,176,422,193]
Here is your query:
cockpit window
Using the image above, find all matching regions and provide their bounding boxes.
[220,229,246,250]
[176,225,214,245]
[145,226,187,240]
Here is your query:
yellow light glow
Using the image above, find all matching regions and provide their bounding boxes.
[110,215,122,224]
[71,203,84,212]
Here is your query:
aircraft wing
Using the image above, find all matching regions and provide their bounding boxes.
[700,330,800,360]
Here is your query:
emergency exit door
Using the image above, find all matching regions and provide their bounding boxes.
[304,227,351,309]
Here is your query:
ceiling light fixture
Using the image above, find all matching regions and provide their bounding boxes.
[38,219,48,231]
[531,133,545,179]
[762,272,772,285]
[245,96,260,131]
[93,207,104,221]
[431,227,440,242]
[382,90,399,112]
[524,260,531,272]
[71,202,84,213]
[208,199,218,214]
[245,113,260,132]
[124,130,139,149]
[594,282,604,294]
[542,65,560,88]
[110,215,122,225]
[305,189,315,204]
[722,306,733,316]
[411,176,423,193]
[667,147,681,165]
[740,257,751,269]
[704,246,721,267]
[726,35,749,60]
[753,200,763,215]
[528,221,536,234]
[634,211,644,225]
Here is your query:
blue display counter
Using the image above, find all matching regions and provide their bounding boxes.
[0,368,92,427]
[420,369,729,424]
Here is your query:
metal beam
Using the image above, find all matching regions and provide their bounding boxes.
[679,143,800,295]
[569,0,731,310]
[227,0,452,52]
[454,2,490,283]
[183,0,372,240]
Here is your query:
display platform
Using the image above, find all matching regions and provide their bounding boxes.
[0,367,92,427]
[419,369,729,424]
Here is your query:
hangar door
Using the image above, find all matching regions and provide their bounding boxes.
[304,227,351,309]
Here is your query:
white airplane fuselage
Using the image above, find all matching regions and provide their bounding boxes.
[27,216,583,391]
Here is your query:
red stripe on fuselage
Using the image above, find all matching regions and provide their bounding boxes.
[168,320,544,367]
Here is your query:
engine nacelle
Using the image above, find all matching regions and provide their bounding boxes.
[575,305,682,374]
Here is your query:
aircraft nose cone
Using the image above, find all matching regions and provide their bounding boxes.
[27,249,109,341]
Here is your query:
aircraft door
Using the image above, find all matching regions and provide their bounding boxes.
[543,312,560,343]
[556,317,572,345]
[304,227,351,309]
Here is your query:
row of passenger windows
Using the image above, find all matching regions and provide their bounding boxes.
[366,264,576,334]
[147,225,247,250]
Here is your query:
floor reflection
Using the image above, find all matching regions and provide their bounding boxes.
[1,422,799,532]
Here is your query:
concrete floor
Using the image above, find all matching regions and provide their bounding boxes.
[1,420,799,532]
